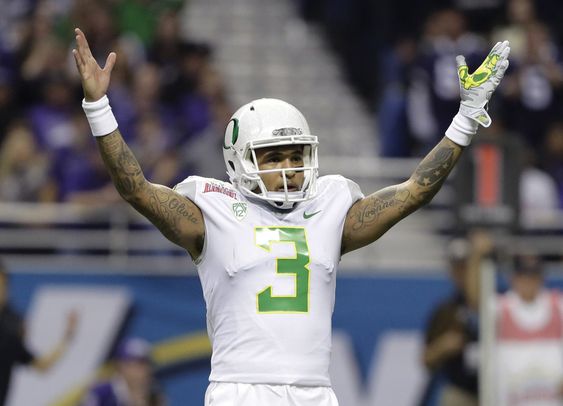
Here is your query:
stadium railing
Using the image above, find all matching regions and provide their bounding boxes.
[1,157,562,274]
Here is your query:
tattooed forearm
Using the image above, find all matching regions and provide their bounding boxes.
[342,185,412,253]
[349,186,411,231]
[131,187,201,247]
[94,130,204,254]
[96,130,146,198]
[342,137,464,254]
[410,137,463,204]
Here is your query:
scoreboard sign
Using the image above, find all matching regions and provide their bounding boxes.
[454,134,523,231]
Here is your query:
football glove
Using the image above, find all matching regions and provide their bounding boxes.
[457,40,510,127]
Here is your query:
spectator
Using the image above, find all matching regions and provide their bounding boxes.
[0,69,19,146]
[27,72,77,152]
[49,112,116,203]
[114,0,180,48]
[496,254,563,406]
[17,5,69,106]
[0,121,55,202]
[0,0,225,205]
[131,114,180,187]
[0,259,77,406]
[519,149,560,228]
[543,121,563,209]
[377,37,417,157]
[491,0,538,62]
[82,337,165,406]
[131,63,172,124]
[421,233,492,406]
[169,42,215,143]
[71,1,118,65]
[407,8,487,155]
[0,0,35,59]
[500,22,563,152]
[147,9,184,76]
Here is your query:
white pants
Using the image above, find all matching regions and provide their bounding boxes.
[205,382,339,406]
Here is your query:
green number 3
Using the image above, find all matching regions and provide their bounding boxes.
[255,227,310,313]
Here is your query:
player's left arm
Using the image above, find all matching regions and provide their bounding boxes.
[342,137,462,254]
[342,41,511,255]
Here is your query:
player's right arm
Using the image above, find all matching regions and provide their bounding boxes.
[72,28,204,258]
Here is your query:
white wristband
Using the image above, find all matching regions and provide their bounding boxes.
[445,112,478,146]
[82,95,118,137]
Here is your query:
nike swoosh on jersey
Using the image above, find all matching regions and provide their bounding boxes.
[303,210,322,219]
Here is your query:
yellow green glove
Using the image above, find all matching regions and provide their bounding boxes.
[457,40,510,127]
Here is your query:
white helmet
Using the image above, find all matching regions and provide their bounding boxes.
[223,98,319,210]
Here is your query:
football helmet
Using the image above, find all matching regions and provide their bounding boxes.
[222,98,319,210]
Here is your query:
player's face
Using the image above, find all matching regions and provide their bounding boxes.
[254,145,305,192]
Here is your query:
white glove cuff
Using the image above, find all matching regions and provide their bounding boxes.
[82,95,118,137]
[459,104,492,127]
[445,112,478,147]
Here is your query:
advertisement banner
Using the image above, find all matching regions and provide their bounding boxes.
[7,272,454,406]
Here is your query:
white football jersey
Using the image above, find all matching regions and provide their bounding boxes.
[175,175,363,386]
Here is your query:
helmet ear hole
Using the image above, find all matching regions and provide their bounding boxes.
[228,161,235,171]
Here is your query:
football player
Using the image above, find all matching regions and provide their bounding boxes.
[73,27,509,406]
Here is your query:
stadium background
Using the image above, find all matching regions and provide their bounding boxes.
[1,0,563,405]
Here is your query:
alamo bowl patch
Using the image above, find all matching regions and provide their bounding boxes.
[232,202,248,221]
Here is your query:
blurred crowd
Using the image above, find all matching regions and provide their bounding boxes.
[1,0,562,212]
[420,232,563,406]
[299,0,563,211]
[0,0,230,204]
[394,3,563,211]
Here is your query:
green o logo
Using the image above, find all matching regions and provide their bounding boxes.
[223,118,239,149]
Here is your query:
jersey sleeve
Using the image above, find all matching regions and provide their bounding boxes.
[344,177,364,204]
[173,176,201,202]
[173,176,240,265]
[317,175,364,209]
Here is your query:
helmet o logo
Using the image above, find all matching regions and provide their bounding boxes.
[223,118,239,149]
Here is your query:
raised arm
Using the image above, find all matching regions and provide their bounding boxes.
[342,41,510,255]
[72,28,204,258]
[342,137,462,254]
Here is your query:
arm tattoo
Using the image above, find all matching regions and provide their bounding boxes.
[411,138,463,204]
[133,188,202,249]
[97,131,145,198]
[414,145,455,188]
[349,186,411,232]
[342,137,463,253]
[96,130,202,250]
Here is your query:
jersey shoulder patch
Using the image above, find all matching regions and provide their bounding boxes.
[174,176,239,202]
